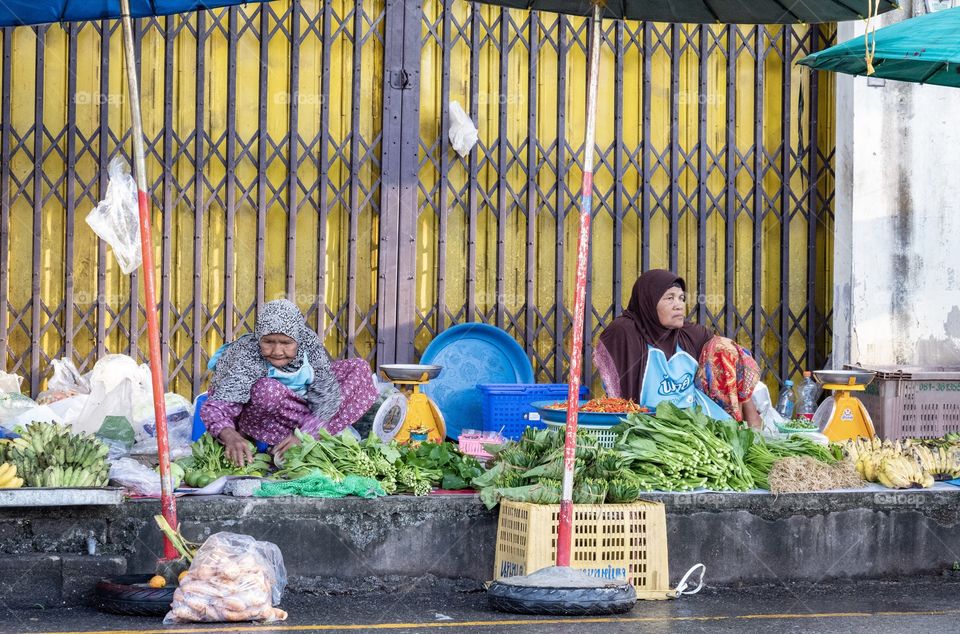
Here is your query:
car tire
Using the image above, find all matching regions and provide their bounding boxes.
[487,581,636,616]
[94,574,175,616]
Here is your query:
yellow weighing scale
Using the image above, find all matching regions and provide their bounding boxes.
[812,369,877,442]
[378,364,446,444]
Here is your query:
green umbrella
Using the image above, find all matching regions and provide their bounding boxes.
[799,6,960,88]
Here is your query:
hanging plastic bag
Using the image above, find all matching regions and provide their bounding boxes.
[164,532,288,624]
[448,100,479,158]
[85,157,142,274]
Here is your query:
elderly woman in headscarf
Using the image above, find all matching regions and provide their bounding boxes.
[594,269,762,427]
[200,299,377,466]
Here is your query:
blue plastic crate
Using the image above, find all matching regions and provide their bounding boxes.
[477,384,589,440]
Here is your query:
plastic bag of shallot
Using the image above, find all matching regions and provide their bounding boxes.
[164,532,288,624]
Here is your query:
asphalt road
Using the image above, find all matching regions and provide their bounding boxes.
[3,577,960,634]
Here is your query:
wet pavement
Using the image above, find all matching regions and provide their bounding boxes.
[2,576,960,633]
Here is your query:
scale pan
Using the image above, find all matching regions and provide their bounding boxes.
[813,369,875,386]
[380,364,443,382]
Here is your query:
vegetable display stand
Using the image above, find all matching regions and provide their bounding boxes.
[493,500,671,600]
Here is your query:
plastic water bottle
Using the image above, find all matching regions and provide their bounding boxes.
[776,380,796,418]
[795,371,820,420]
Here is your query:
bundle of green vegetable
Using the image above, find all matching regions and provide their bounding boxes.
[274,428,482,496]
[398,440,484,492]
[613,402,756,491]
[176,433,271,488]
[472,427,640,509]
[745,434,842,489]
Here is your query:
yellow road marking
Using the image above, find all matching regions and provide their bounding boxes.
[36,608,960,634]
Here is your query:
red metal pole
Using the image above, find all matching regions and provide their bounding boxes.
[121,0,177,561]
[556,4,602,568]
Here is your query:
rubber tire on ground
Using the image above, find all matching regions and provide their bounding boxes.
[487,581,637,616]
[94,574,175,616]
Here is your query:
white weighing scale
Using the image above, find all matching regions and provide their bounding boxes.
[378,364,446,444]
[811,369,877,442]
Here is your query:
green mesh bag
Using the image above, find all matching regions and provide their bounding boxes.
[254,472,386,499]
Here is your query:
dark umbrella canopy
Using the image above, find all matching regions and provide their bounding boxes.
[475,0,899,24]
[798,6,960,88]
[0,1,269,27]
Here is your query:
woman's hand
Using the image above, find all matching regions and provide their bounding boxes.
[742,399,762,430]
[219,428,254,467]
[271,433,301,460]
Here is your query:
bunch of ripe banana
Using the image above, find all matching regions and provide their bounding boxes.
[903,439,960,480]
[843,437,934,489]
[7,421,110,488]
[0,462,23,488]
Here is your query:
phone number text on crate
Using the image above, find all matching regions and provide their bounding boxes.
[915,382,960,392]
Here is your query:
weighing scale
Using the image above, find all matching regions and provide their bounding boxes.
[812,369,877,442]
[378,364,446,444]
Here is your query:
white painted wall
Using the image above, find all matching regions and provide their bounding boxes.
[833,1,960,369]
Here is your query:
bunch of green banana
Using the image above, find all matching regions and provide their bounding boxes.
[7,421,110,488]
[877,454,934,489]
[910,444,960,480]
[0,462,23,488]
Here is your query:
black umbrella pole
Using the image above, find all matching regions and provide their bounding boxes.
[557,3,602,568]
[120,0,178,562]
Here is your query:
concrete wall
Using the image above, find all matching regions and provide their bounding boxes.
[3,492,960,608]
[834,0,960,368]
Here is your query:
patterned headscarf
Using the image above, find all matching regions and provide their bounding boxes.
[597,270,712,401]
[209,299,342,422]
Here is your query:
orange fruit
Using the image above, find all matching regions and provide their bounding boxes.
[178,570,188,582]
[148,575,166,588]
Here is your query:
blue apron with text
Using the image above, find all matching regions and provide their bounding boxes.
[638,345,731,420]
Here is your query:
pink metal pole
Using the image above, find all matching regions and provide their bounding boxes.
[556,3,602,568]
[120,0,177,561]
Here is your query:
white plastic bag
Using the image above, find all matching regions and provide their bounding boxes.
[85,157,142,274]
[0,392,38,428]
[751,382,786,436]
[48,358,91,394]
[75,378,135,436]
[73,355,150,435]
[129,393,194,459]
[0,371,23,394]
[37,358,91,404]
[108,457,163,497]
[448,101,479,158]
[165,532,288,624]
[45,394,91,428]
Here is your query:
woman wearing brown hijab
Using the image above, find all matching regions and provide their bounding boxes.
[594,270,761,426]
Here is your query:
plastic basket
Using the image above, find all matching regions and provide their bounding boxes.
[478,384,588,441]
[493,500,671,600]
[543,420,619,448]
[850,365,960,439]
